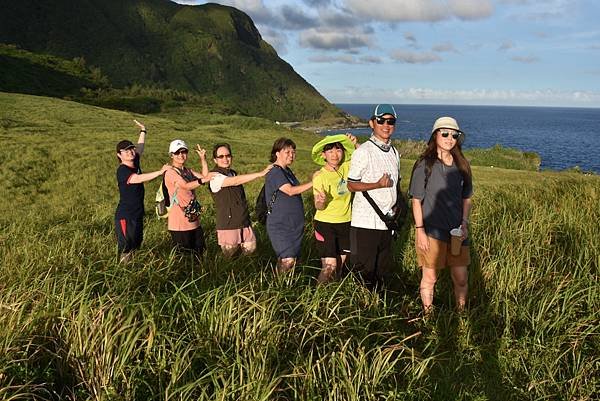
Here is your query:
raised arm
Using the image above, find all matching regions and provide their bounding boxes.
[346,133,359,148]
[133,119,146,156]
[195,144,209,178]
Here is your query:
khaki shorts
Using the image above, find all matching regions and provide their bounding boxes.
[416,236,471,269]
[216,226,256,247]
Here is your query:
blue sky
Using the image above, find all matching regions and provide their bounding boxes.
[175,0,600,107]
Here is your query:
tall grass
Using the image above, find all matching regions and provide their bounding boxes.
[1,92,598,400]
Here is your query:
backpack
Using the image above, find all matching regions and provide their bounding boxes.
[255,185,268,225]
[155,173,170,218]
[254,184,279,225]
[155,167,199,220]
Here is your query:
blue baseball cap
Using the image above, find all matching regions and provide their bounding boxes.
[371,104,397,119]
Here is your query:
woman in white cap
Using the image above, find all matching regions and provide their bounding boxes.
[311,133,358,283]
[409,116,473,314]
[164,139,214,257]
[115,120,170,263]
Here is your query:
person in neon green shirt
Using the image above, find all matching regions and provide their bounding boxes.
[312,133,358,283]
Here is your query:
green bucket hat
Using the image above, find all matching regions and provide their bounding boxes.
[311,134,355,166]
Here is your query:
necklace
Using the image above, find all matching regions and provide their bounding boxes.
[326,163,347,195]
[326,163,344,179]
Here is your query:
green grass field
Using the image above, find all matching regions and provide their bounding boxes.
[1,92,598,400]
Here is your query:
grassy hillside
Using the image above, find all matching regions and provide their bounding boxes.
[0,0,341,121]
[0,44,109,99]
[1,92,598,400]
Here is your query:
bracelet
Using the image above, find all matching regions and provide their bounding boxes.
[140,129,146,133]
[415,225,424,229]
[197,178,204,185]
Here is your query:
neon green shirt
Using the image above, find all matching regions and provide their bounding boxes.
[313,160,352,223]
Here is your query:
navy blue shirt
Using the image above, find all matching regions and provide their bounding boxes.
[115,153,144,219]
[265,165,304,226]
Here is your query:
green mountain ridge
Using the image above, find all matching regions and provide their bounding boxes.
[0,0,342,120]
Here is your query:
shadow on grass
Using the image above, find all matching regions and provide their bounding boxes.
[422,247,516,400]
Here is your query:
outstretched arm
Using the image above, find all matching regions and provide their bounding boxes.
[278,169,318,196]
[128,164,170,184]
[278,181,313,196]
[221,164,273,187]
[133,120,146,156]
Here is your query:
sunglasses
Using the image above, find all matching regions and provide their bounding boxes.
[173,149,188,155]
[439,131,461,140]
[120,147,136,153]
[215,154,232,159]
[375,117,396,126]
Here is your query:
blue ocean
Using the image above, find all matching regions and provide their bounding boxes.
[324,104,600,173]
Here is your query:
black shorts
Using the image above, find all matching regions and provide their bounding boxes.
[115,216,143,254]
[349,226,393,286]
[170,226,205,254]
[314,220,351,259]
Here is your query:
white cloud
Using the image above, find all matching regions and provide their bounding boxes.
[502,0,577,21]
[323,86,600,106]
[390,49,442,64]
[511,55,539,63]
[432,42,458,53]
[309,55,358,63]
[498,40,515,51]
[343,0,493,22]
[404,32,417,44]
[309,54,382,64]
[280,5,319,30]
[299,28,373,50]
[360,55,383,64]
[207,0,274,23]
[343,0,445,22]
[449,0,493,20]
[260,27,289,53]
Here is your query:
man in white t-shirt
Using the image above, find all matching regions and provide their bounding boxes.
[347,104,400,288]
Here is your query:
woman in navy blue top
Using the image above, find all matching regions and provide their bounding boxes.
[115,120,169,263]
[264,138,314,273]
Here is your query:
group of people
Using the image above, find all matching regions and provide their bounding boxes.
[114,104,473,313]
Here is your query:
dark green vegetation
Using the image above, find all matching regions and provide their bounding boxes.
[0,0,342,121]
[395,140,542,171]
[1,92,599,400]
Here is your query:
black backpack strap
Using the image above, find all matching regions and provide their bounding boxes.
[267,189,278,213]
[361,191,388,222]
[268,164,293,211]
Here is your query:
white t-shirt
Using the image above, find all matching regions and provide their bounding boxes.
[209,173,228,193]
[348,138,400,230]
